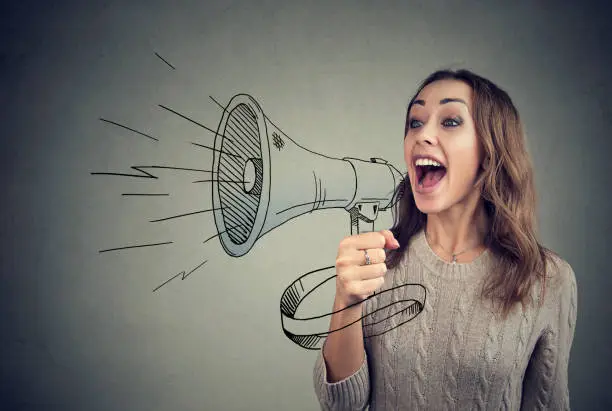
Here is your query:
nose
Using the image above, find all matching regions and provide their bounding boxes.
[415,124,438,145]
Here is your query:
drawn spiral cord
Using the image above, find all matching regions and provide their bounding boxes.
[280,266,427,350]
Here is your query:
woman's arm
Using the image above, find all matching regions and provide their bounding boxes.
[323,297,367,382]
[520,262,578,410]
[313,297,371,411]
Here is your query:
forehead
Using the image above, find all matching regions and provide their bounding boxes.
[413,79,473,109]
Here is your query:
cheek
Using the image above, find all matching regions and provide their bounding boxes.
[447,136,482,182]
[450,146,481,183]
[403,139,412,166]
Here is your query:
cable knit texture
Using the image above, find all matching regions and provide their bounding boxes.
[313,229,578,411]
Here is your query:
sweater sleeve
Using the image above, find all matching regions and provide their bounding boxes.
[312,347,370,411]
[312,298,374,411]
[520,261,578,411]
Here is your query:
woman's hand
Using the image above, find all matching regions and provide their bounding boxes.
[334,229,400,307]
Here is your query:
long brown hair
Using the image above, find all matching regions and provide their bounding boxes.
[386,68,558,317]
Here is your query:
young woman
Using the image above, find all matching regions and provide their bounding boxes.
[313,69,578,410]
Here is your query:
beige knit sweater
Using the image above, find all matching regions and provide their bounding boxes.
[313,229,577,410]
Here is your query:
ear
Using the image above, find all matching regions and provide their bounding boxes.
[481,155,490,170]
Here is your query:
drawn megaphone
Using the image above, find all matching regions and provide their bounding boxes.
[211,94,404,257]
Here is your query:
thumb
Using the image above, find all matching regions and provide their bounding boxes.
[380,229,400,249]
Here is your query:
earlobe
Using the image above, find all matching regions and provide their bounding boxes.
[481,156,490,170]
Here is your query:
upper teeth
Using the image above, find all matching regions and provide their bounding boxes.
[415,158,442,167]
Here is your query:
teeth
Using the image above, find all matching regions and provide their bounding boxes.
[415,158,443,167]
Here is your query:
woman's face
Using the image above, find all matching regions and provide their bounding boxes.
[404,79,483,214]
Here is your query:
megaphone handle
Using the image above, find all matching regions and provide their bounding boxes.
[349,207,374,235]
[350,209,360,235]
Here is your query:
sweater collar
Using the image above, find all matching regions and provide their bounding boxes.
[408,228,495,280]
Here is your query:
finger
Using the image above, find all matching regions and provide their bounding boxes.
[360,248,386,266]
[349,276,385,296]
[379,229,400,249]
[339,231,386,251]
[354,262,387,280]
[337,247,386,268]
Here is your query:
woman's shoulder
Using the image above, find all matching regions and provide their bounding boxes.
[544,251,577,293]
[539,250,578,310]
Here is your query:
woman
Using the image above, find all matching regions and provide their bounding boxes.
[313,69,578,410]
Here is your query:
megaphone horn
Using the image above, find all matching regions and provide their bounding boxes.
[212,94,404,257]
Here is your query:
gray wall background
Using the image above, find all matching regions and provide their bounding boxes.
[2,0,610,410]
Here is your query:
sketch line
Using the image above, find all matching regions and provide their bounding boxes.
[191,142,241,158]
[314,176,319,211]
[203,223,246,245]
[158,104,230,141]
[209,95,227,113]
[193,179,250,184]
[153,258,208,292]
[99,241,173,253]
[99,118,159,142]
[154,52,175,70]
[275,199,349,215]
[150,207,223,223]
[122,193,169,196]
[91,165,213,179]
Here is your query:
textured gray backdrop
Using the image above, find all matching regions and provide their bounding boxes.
[2,0,610,410]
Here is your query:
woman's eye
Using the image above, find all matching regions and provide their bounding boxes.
[409,119,423,129]
[442,117,462,127]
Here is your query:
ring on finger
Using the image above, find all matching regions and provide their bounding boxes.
[364,249,372,265]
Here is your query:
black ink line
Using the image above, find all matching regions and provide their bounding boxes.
[99,241,173,253]
[209,95,226,112]
[191,142,241,158]
[280,265,426,349]
[122,193,169,196]
[275,199,349,215]
[192,179,250,184]
[312,171,317,213]
[153,259,208,292]
[150,207,224,223]
[154,52,175,70]
[202,223,246,245]
[144,166,212,172]
[91,167,157,179]
[99,118,159,142]
[158,104,230,141]
[318,174,323,210]
[91,165,213,179]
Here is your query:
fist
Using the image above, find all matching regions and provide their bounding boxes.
[334,229,400,306]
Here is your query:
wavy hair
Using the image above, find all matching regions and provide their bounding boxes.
[386,68,558,318]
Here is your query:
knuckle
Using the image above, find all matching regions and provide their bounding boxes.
[335,256,350,268]
[338,237,350,250]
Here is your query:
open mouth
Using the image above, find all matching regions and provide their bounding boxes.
[414,158,447,190]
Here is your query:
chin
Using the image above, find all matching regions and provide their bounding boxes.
[413,196,449,215]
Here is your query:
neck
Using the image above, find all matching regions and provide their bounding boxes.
[425,195,489,260]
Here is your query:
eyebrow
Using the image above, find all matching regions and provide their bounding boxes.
[413,97,468,107]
